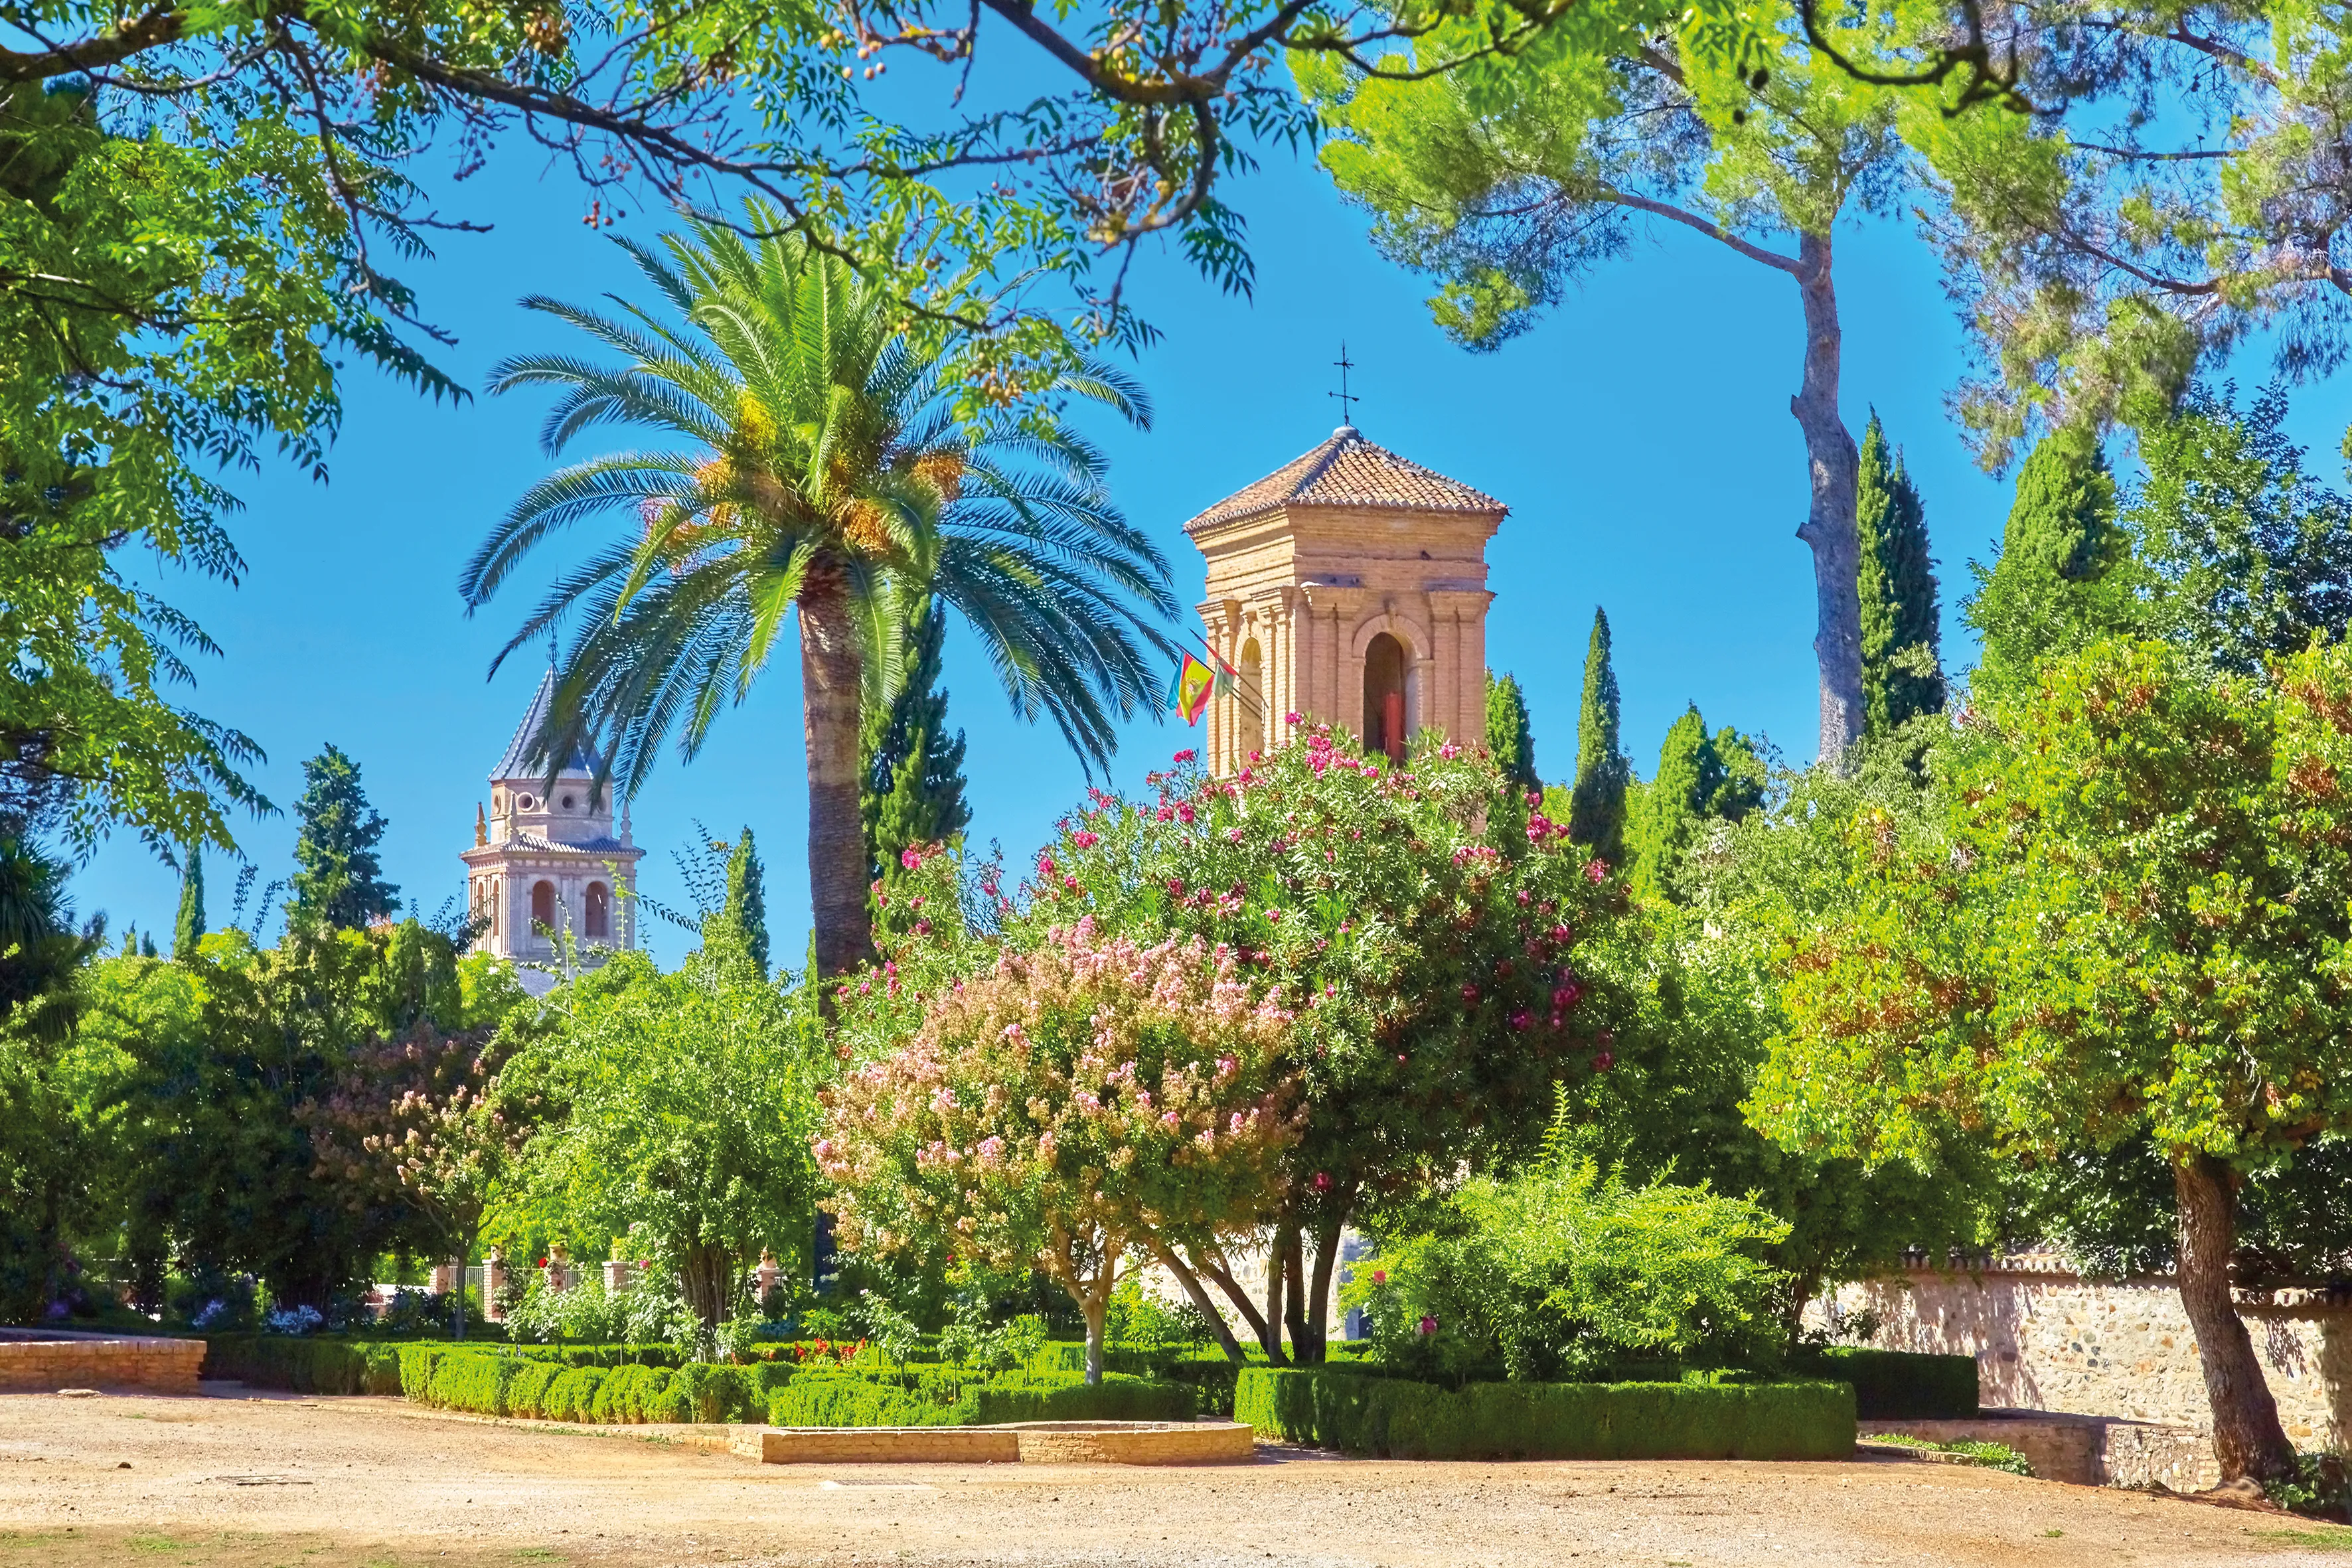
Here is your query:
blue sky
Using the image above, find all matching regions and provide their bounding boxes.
[71,73,2351,965]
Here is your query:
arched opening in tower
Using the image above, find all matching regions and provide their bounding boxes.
[1363,633,1407,764]
[531,880,556,937]
[585,881,610,940]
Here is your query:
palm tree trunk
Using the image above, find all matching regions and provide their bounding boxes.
[799,571,874,978]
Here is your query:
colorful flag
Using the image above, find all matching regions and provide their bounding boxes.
[1172,653,1215,725]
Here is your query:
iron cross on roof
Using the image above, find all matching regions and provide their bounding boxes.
[1328,343,1359,426]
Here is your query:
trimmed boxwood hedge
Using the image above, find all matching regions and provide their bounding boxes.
[200,1335,406,1395]
[1234,1368,1855,1460]
[769,1369,1196,1428]
[1802,1348,1978,1420]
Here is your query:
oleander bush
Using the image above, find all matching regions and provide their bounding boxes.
[1234,1367,1853,1460]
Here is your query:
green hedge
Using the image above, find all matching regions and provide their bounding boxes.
[401,1349,794,1423]
[1802,1348,1978,1420]
[200,1336,406,1395]
[1234,1368,1854,1460]
[769,1368,1196,1428]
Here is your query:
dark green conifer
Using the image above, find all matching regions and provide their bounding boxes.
[171,846,205,961]
[1484,671,1537,794]
[1855,412,1946,734]
[1626,705,1768,903]
[1965,430,2136,701]
[722,828,771,979]
[1566,608,1630,862]
[289,744,399,928]
[862,595,972,890]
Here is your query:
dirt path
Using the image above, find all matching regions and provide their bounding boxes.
[0,1387,2341,1567]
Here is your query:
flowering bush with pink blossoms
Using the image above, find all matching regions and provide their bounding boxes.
[819,920,1298,1381]
[829,724,1632,1367]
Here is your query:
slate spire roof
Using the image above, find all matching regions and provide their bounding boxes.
[1183,425,1506,535]
[490,670,603,781]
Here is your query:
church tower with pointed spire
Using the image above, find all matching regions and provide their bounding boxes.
[460,671,646,993]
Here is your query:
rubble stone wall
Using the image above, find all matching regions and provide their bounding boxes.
[1812,1264,2351,1450]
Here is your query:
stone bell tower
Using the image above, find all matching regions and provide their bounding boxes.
[1185,424,1506,774]
[460,670,645,994]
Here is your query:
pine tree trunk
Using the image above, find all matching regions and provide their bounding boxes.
[1788,231,1864,763]
[799,572,874,979]
[2173,1152,2298,1484]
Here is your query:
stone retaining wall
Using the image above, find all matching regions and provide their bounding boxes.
[1812,1258,2351,1451]
[0,1327,205,1393]
[1861,1415,2216,1490]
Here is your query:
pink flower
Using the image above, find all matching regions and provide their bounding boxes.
[1161,1111,1180,1128]
[1285,712,1302,726]
[1419,1315,1438,1336]
[1439,742,1460,759]
[1312,1171,1332,1194]
[976,1137,1004,1166]
[1372,1270,1387,1286]
[1594,1050,1615,1071]
[1584,858,1608,884]
[1174,749,1198,765]
[901,847,923,871]
[1176,801,1195,824]
[1071,830,1099,849]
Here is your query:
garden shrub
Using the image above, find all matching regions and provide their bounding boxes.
[1343,1108,1791,1383]
[540,1367,607,1422]
[1234,1368,1853,1460]
[505,1360,560,1419]
[767,1368,1193,1427]
[1801,1348,1978,1419]
[201,1335,410,1395]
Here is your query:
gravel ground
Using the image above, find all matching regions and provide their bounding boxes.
[0,1385,2341,1567]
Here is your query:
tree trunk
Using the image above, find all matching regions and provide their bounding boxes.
[1281,1228,1318,1366]
[799,572,874,979]
[1191,1247,1284,1365]
[1156,1245,1249,1366]
[1788,230,1864,763]
[1303,1215,1346,1362]
[1263,1227,1291,1364]
[680,1241,735,1329]
[2173,1151,2298,1484]
[1081,1289,1107,1386]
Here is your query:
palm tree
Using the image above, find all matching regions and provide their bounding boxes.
[461,211,1178,977]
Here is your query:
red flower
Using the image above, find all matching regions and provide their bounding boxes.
[1594,1050,1615,1071]
[1418,1315,1438,1336]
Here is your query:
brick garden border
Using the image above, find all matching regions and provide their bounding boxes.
[0,1326,206,1393]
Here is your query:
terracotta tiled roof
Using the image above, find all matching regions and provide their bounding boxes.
[491,670,603,781]
[494,830,635,856]
[1183,426,1506,534]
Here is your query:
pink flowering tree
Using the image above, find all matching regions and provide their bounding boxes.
[842,724,1628,1366]
[819,920,1298,1381]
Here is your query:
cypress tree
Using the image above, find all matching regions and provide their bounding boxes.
[1856,412,1947,735]
[171,846,205,961]
[1965,429,2136,702]
[722,828,771,979]
[1626,706,1768,904]
[1484,670,1537,794]
[1566,607,1630,862]
[862,595,972,888]
[289,744,400,928]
